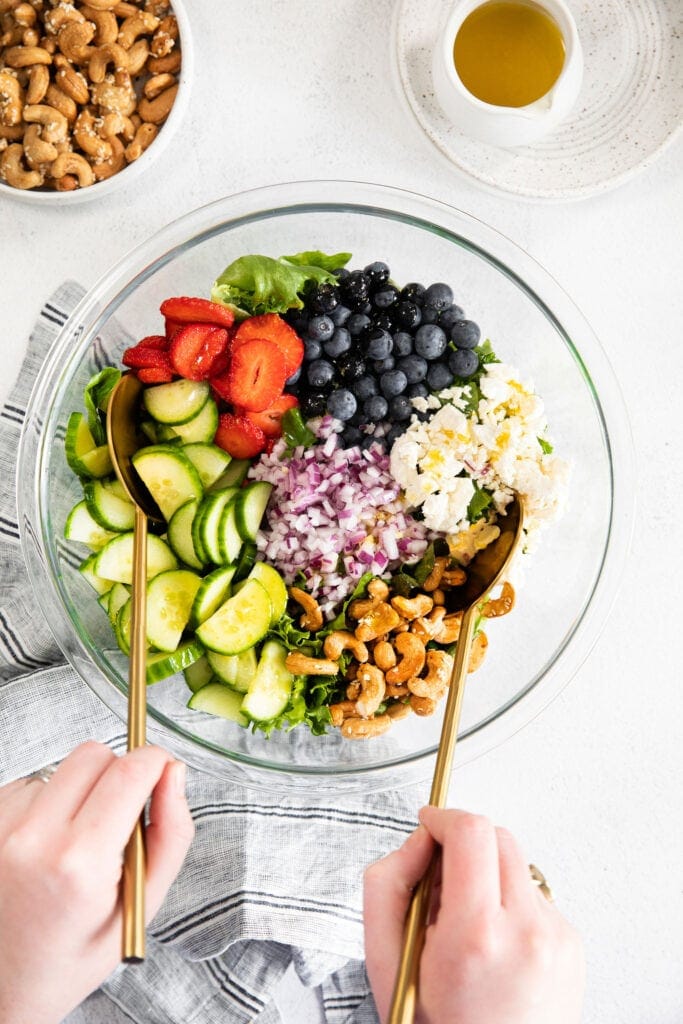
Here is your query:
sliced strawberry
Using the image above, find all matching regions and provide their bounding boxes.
[165,318,184,342]
[233,314,304,378]
[169,324,230,381]
[223,338,287,412]
[245,393,299,437]
[122,341,172,370]
[160,296,235,328]
[209,370,232,405]
[137,366,174,384]
[214,412,266,459]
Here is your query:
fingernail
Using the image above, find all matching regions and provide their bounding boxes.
[171,760,186,796]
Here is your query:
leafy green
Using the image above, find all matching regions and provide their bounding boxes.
[281,250,351,272]
[476,339,500,365]
[538,436,554,454]
[83,368,121,445]
[467,482,493,522]
[211,251,346,318]
[281,407,316,454]
[266,611,314,652]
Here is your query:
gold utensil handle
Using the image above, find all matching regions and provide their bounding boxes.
[122,504,148,962]
[387,605,477,1024]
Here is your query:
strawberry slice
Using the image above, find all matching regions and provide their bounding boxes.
[222,338,287,412]
[214,412,266,459]
[245,393,299,437]
[233,314,304,378]
[169,324,230,381]
[160,296,235,328]
[122,339,172,370]
[165,318,184,341]
[137,366,174,384]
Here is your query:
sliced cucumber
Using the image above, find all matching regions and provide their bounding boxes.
[78,445,114,479]
[183,654,214,693]
[187,683,248,726]
[94,532,177,584]
[235,482,273,541]
[217,497,242,565]
[241,641,293,722]
[65,500,118,550]
[206,649,239,686]
[167,397,218,444]
[248,562,287,624]
[196,488,239,564]
[182,443,231,489]
[233,540,257,582]
[131,445,203,522]
[107,582,130,628]
[97,591,110,611]
[115,598,131,654]
[102,477,129,501]
[146,638,204,685]
[210,458,250,490]
[168,499,204,570]
[78,552,114,595]
[143,379,210,425]
[196,578,272,655]
[189,564,236,629]
[146,569,202,652]
[64,412,113,478]
[83,479,135,531]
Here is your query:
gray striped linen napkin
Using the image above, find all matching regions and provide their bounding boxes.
[0,284,429,1024]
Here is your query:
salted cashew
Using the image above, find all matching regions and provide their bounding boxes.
[23,102,67,142]
[385,682,409,698]
[341,715,391,740]
[390,593,433,621]
[468,631,488,673]
[21,26,39,46]
[57,20,95,63]
[0,122,24,139]
[482,581,515,618]
[386,632,426,685]
[22,122,57,166]
[45,83,78,122]
[40,36,58,56]
[0,69,23,125]
[73,107,111,159]
[44,5,85,35]
[284,652,338,677]
[125,36,148,73]
[89,40,129,82]
[355,601,401,643]
[146,48,180,74]
[443,567,467,587]
[143,70,173,99]
[54,57,89,104]
[0,141,42,187]
[372,640,396,672]
[287,586,323,632]
[150,12,176,56]
[100,108,133,138]
[0,0,20,13]
[3,43,52,66]
[54,172,78,190]
[90,71,135,115]
[137,82,177,124]
[12,2,34,26]
[81,6,118,45]
[26,63,49,104]
[113,1,141,14]
[432,588,445,606]
[409,695,437,717]
[411,606,447,643]
[50,150,93,186]
[408,649,453,699]
[354,663,385,718]
[145,0,170,14]
[124,118,155,158]
[434,611,463,645]
[386,701,410,721]
[91,131,124,179]
[323,630,368,663]
[84,0,120,10]
[346,680,360,701]
[117,10,158,49]
[328,701,358,728]
[423,556,449,591]
[0,21,22,47]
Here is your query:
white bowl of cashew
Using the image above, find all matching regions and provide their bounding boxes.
[0,0,193,205]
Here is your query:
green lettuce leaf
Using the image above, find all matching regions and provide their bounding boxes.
[211,252,346,318]
[281,407,316,454]
[467,482,493,522]
[538,436,554,454]
[281,251,351,272]
[83,368,121,445]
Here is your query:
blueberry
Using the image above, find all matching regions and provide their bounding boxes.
[370,312,394,334]
[336,351,366,382]
[388,395,412,422]
[353,375,378,401]
[380,369,408,399]
[426,362,454,391]
[307,359,335,389]
[438,304,466,332]
[400,282,426,306]
[372,284,399,309]
[360,301,373,315]
[386,423,406,447]
[450,319,481,349]
[286,366,302,387]
[397,354,428,384]
[304,339,322,362]
[392,300,422,331]
[392,331,413,357]
[347,313,371,337]
[339,270,370,311]
[330,303,352,326]
[448,348,480,378]
[364,261,390,289]
[415,323,447,360]
[327,388,358,421]
[364,395,389,422]
[372,356,395,374]
[424,282,453,310]
[406,382,429,400]
[307,315,334,343]
[420,305,440,325]
[341,425,364,448]
[333,266,350,280]
[301,391,328,418]
[308,283,339,314]
[286,309,308,333]
[323,327,352,359]
[365,327,393,360]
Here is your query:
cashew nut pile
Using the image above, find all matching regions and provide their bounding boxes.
[284,568,515,740]
[0,0,181,191]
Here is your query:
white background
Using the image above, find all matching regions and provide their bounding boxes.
[1,2,682,1021]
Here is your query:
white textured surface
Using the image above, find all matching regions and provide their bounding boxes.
[1,2,682,1022]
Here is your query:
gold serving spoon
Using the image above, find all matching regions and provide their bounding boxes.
[388,495,524,1024]
[106,372,164,963]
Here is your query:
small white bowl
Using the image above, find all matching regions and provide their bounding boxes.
[432,0,583,148]
[0,0,193,206]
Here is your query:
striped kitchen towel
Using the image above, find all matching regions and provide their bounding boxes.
[0,284,428,1024]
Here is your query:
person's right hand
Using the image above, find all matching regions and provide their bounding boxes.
[364,807,584,1024]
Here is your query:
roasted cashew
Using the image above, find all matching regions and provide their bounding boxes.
[411,606,447,642]
[323,630,368,663]
[0,0,20,14]
[341,715,391,740]
[44,5,85,35]
[54,172,78,190]
[391,593,433,621]
[385,681,409,698]
[73,107,111,159]
[368,578,390,601]
[26,63,49,104]
[54,57,89,104]
[22,102,67,141]
[372,640,396,672]
[22,122,56,165]
[0,141,42,186]
[408,649,453,699]
[288,586,323,632]
[409,695,437,717]
[88,40,129,82]
[284,652,338,676]
[0,69,23,125]
[482,581,515,618]
[328,700,358,727]
[57,20,94,63]
[145,0,170,14]
[81,6,117,44]
[100,108,133,138]
[146,48,180,74]
[355,601,401,643]
[0,20,22,47]
[355,663,385,718]
[123,118,155,158]
[468,631,488,673]
[21,26,38,46]
[91,131,124,178]
[3,43,52,66]
[40,36,59,56]
[50,150,94,186]
[12,2,35,26]
[45,83,78,122]
[386,701,410,721]
[143,69,173,99]
[423,556,448,591]
[137,82,176,124]
[434,611,463,645]
[125,36,148,73]
[432,588,445,606]
[84,0,120,10]
[90,71,135,115]
[150,12,176,56]
[386,632,426,685]
[113,1,141,14]
[443,567,467,587]
[0,121,24,139]
[117,10,158,49]
[346,680,360,701]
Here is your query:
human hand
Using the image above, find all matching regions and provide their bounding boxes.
[0,741,194,1024]
[364,807,584,1024]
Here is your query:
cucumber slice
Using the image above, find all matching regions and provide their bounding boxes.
[189,564,236,629]
[97,591,110,611]
[248,562,287,624]
[140,419,160,443]
[187,683,248,726]
[217,498,242,565]
[65,413,113,478]
[65,500,118,550]
[233,540,257,582]
[102,477,129,501]
[206,649,239,686]
[107,582,130,628]
[146,569,202,652]
[78,552,114,595]
[146,638,204,685]
[241,641,293,722]
[94,532,177,584]
[78,445,113,479]
[235,482,273,541]
[196,488,239,564]
[184,654,213,693]
[196,578,272,655]
[115,598,131,654]
[182,443,231,489]
[131,445,203,522]
[168,499,204,570]
[167,397,219,444]
[210,458,250,490]
[83,479,135,531]
[143,379,210,424]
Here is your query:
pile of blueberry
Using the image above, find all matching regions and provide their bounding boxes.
[284,261,482,451]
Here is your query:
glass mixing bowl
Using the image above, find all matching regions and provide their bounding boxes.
[17,181,633,794]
